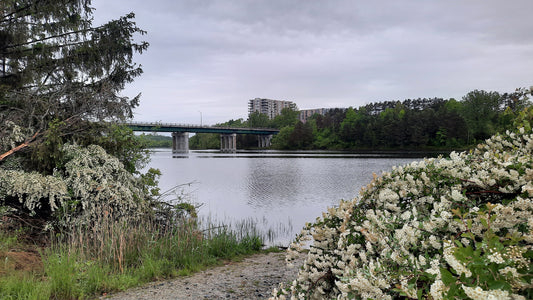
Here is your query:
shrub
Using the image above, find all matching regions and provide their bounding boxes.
[271,127,533,299]
[0,143,154,230]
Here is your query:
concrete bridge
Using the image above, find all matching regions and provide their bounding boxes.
[125,122,279,153]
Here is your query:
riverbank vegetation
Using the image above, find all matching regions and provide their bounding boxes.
[191,88,532,151]
[142,134,173,148]
[0,209,263,299]
[0,1,264,299]
[271,110,533,299]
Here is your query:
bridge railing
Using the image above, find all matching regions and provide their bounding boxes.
[124,121,207,128]
[123,121,279,132]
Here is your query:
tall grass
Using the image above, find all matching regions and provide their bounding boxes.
[0,275,51,300]
[0,206,264,299]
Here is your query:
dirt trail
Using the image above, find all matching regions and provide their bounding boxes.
[102,251,304,300]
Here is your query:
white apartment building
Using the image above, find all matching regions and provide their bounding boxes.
[248,98,297,119]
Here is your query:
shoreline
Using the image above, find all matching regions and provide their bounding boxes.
[101,251,305,300]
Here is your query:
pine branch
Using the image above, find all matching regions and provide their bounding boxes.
[3,39,92,56]
[0,2,34,24]
[4,26,99,50]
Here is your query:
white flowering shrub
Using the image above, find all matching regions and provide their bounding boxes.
[271,128,533,300]
[0,170,69,214]
[0,143,151,228]
[0,121,33,153]
[57,144,150,226]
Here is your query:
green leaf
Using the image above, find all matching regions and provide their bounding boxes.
[480,217,488,228]
[490,214,497,223]
[523,250,533,259]
[487,280,511,291]
[446,282,460,297]
[460,232,474,242]
[467,219,473,229]
[440,268,455,285]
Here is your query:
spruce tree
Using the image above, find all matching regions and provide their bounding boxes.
[0,0,148,171]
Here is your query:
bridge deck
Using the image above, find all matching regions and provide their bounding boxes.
[125,122,279,135]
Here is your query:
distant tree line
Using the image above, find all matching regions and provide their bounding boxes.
[189,88,532,151]
[142,134,172,148]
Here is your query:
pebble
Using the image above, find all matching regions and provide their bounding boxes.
[101,252,305,300]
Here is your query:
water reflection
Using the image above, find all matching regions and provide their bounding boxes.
[147,149,423,246]
[246,158,303,209]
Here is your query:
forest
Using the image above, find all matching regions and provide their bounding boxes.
[190,88,532,151]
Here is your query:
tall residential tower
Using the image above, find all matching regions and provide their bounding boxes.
[248,98,297,119]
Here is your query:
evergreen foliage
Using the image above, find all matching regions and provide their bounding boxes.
[0,0,149,171]
[304,90,531,150]
[0,1,152,230]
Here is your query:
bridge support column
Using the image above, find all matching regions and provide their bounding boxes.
[258,134,273,148]
[172,132,189,153]
[220,133,237,153]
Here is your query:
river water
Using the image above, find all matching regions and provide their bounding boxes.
[146,149,428,246]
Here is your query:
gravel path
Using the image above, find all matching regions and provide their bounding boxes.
[101,251,304,300]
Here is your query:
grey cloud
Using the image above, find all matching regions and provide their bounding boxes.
[92,0,533,124]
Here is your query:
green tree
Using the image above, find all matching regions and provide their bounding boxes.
[500,87,531,113]
[460,90,502,141]
[0,1,152,230]
[313,127,336,149]
[271,126,293,149]
[0,0,148,170]
[378,106,406,147]
[498,87,533,132]
[247,111,271,128]
[339,107,371,147]
[339,107,358,146]
[271,107,299,129]
[433,99,468,147]
[403,108,432,147]
[189,133,219,149]
[216,118,246,128]
[289,121,314,149]
[141,134,173,148]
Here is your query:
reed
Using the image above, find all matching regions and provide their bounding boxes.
[0,274,51,300]
[0,205,264,299]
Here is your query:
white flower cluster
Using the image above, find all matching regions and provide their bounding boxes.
[270,128,533,299]
[443,240,472,278]
[0,121,32,152]
[461,285,511,300]
[0,144,150,228]
[0,169,68,214]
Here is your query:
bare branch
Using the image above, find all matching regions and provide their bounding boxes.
[0,130,41,162]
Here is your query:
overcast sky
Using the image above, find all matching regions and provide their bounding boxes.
[92,0,533,125]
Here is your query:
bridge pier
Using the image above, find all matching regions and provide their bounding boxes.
[172,132,189,153]
[258,134,273,148]
[220,133,237,153]
[125,122,280,154]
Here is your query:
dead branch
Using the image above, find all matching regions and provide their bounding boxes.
[0,130,40,162]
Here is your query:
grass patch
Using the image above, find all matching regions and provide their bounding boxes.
[0,214,265,299]
[0,274,51,300]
